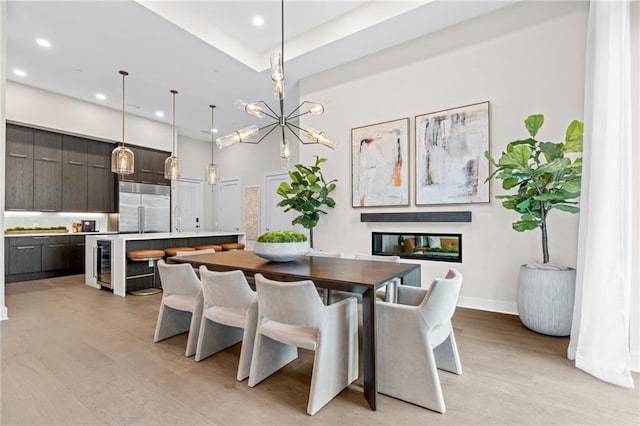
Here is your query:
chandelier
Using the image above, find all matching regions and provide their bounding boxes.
[215,0,338,164]
[206,104,219,185]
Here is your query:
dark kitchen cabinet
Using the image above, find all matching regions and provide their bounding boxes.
[153,150,171,185]
[34,130,62,162]
[9,245,42,275]
[33,159,62,211]
[63,135,88,165]
[88,166,115,212]
[69,236,86,270]
[87,140,112,168]
[5,124,35,211]
[6,124,34,158]
[62,163,88,211]
[42,239,70,271]
[137,147,155,184]
[5,156,34,211]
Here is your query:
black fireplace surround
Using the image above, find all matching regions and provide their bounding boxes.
[372,232,462,263]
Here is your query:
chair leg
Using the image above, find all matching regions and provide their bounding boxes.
[153,305,192,343]
[248,333,297,387]
[434,329,462,375]
[185,296,203,357]
[195,316,243,361]
[237,304,259,381]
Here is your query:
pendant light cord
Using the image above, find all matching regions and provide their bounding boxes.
[171,89,178,155]
[210,104,216,163]
[119,70,128,147]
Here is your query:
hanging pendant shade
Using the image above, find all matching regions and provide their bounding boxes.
[164,89,182,180]
[206,104,219,185]
[112,70,134,175]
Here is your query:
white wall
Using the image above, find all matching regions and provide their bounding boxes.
[7,82,172,150]
[630,0,639,370]
[299,1,588,313]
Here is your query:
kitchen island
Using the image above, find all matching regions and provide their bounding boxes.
[85,232,245,296]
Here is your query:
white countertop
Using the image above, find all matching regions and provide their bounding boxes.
[87,231,244,241]
[4,231,118,238]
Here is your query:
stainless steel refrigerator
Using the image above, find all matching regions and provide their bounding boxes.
[118,182,170,233]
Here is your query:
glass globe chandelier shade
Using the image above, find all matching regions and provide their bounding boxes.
[215,0,338,158]
[164,89,182,180]
[206,104,219,185]
[111,70,135,175]
[164,156,182,180]
[111,145,134,175]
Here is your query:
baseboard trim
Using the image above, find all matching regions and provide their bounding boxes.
[0,306,8,321]
[457,296,518,315]
[630,352,639,372]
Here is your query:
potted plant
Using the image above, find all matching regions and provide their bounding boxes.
[253,230,310,262]
[277,156,337,248]
[485,114,583,336]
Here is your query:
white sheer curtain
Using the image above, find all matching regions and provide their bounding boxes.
[568,0,635,388]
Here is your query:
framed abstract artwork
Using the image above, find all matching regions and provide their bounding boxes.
[415,101,490,205]
[351,118,410,207]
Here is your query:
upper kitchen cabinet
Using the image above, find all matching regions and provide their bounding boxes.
[87,139,113,169]
[152,150,171,185]
[5,124,34,210]
[62,135,89,165]
[34,129,63,162]
[33,129,63,211]
[119,146,171,186]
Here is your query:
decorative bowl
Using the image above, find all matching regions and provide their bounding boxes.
[253,241,310,262]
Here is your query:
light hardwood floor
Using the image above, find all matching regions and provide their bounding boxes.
[1,275,638,425]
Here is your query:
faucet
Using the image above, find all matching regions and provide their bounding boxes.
[173,205,181,232]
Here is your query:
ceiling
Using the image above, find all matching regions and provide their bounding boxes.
[6,0,515,143]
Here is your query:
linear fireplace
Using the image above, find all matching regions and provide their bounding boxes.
[372,232,462,263]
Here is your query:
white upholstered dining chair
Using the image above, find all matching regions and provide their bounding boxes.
[376,268,463,413]
[195,267,258,381]
[154,260,203,357]
[248,273,359,415]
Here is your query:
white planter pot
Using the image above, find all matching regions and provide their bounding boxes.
[253,241,310,262]
[517,264,576,336]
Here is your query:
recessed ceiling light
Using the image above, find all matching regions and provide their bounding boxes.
[155,111,165,118]
[252,16,264,27]
[36,38,51,48]
[13,69,27,77]
[95,93,106,101]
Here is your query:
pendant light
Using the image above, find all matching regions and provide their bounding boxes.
[111,70,134,175]
[206,104,219,185]
[164,89,182,180]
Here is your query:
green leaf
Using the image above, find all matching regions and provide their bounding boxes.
[484,150,499,167]
[511,145,533,166]
[525,114,544,137]
[564,120,584,152]
[307,174,318,185]
[513,220,540,232]
[502,178,519,189]
[539,142,564,162]
[506,139,536,152]
[562,180,581,194]
[553,204,580,214]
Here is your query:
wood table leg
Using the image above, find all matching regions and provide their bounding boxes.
[361,286,377,410]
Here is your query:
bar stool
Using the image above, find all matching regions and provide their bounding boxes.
[127,249,165,296]
[193,244,223,252]
[221,243,245,251]
[163,247,196,257]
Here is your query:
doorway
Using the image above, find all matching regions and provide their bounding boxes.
[218,178,242,232]
[175,178,204,232]
[263,172,294,234]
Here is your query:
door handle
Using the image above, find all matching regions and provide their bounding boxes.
[17,246,35,250]
[33,236,50,240]
[40,157,57,162]
[8,153,27,158]
[92,164,107,169]
[93,247,98,278]
[48,244,64,248]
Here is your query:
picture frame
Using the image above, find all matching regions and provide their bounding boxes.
[351,117,410,207]
[414,101,490,205]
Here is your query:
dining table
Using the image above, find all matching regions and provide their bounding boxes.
[170,250,421,411]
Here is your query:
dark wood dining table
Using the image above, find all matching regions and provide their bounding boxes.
[170,250,420,411]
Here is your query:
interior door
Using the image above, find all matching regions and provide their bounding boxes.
[263,172,293,233]
[176,178,204,232]
[218,178,242,232]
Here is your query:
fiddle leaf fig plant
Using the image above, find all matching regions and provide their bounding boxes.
[485,114,583,264]
[276,156,337,247]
